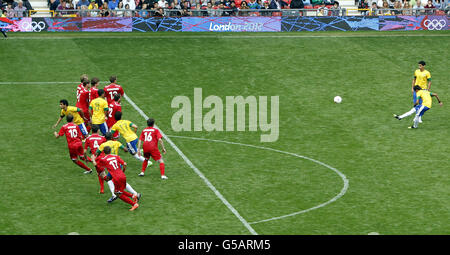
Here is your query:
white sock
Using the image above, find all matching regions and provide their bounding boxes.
[399,107,416,119]
[413,115,420,128]
[107,180,116,197]
[126,183,137,196]
[133,153,145,162]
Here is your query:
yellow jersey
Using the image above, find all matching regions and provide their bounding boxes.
[416,90,432,108]
[98,140,123,155]
[414,69,431,90]
[89,97,108,125]
[111,120,138,143]
[61,106,84,125]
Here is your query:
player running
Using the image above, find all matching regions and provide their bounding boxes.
[94,132,128,202]
[107,93,122,139]
[95,146,141,211]
[76,78,91,134]
[408,85,442,129]
[104,75,124,105]
[89,89,109,136]
[137,118,167,179]
[110,111,147,163]
[53,99,89,138]
[53,114,92,174]
[84,125,107,193]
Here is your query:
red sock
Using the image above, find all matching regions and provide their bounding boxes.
[122,191,133,198]
[141,160,148,173]
[119,194,135,206]
[75,160,90,171]
[160,162,165,176]
[97,175,104,191]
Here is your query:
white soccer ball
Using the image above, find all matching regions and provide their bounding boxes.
[334,96,342,104]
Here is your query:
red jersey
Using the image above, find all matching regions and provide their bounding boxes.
[101,154,126,179]
[76,84,90,112]
[90,87,99,102]
[104,83,124,104]
[58,123,83,147]
[106,101,122,128]
[139,127,162,151]
[84,134,106,155]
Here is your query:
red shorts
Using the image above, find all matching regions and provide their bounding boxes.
[144,148,161,161]
[83,110,90,122]
[95,156,105,173]
[112,175,126,194]
[68,142,84,160]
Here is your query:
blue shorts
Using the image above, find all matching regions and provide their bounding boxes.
[413,91,423,105]
[126,139,139,155]
[78,123,88,136]
[416,105,430,117]
[97,122,108,136]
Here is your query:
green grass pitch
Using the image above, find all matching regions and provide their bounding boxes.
[0,31,449,235]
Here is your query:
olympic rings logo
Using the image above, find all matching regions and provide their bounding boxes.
[20,21,47,32]
[423,19,446,31]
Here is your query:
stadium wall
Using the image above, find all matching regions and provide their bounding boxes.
[1,16,448,32]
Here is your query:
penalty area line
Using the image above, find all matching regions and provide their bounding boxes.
[123,93,259,235]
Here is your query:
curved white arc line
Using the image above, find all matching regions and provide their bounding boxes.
[167,135,349,225]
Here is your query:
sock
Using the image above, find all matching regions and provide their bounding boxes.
[75,160,90,171]
[160,162,165,176]
[399,107,416,119]
[107,180,116,197]
[141,160,148,173]
[126,183,137,196]
[413,115,420,128]
[98,175,104,191]
[133,153,145,162]
[119,194,135,206]
[122,190,134,198]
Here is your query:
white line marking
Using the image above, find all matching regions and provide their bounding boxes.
[4,34,450,40]
[166,135,349,225]
[122,93,258,235]
[0,81,109,85]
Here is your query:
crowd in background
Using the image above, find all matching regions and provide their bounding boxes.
[0,0,448,17]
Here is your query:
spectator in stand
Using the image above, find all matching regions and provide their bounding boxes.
[402,0,412,13]
[5,3,14,17]
[330,1,340,15]
[14,1,27,17]
[424,0,435,13]
[290,0,304,10]
[123,0,136,9]
[391,0,402,14]
[88,0,99,9]
[21,0,33,11]
[158,0,167,7]
[56,0,67,16]
[115,0,124,15]
[248,0,260,8]
[77,0,90,8]
[261,0,271,15]
[358,0,369,15]
[228,1,238,14]
[379,0,391,14]
[433,0,442,8]
[108,0,118,9]
[239,0,250,15]
[316,5,326,15]
[388,0,394,7]
[369,1,378,15]
[124,3,133,15]
[412,0,424,14]
[49,0,60,13]
[100,1,111,15]
[180,0,192,15]
[310,0,323,6]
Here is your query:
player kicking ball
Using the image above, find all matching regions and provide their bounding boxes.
[137,118,167,179]
[54,114,92,174]
[399,86,442,129]
[95,146,141,211]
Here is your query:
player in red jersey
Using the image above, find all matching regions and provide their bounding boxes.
[89,77,100,102]
[104,75,124,104]
[137,118,167,179]
[84,125,107,193]
[95,146,141,211]
[106,93,122,139]
[54,114,92,174]
[76,78,91,134]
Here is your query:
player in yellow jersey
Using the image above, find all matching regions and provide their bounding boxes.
[111,111,148,163]
[93,132,129,203]
[89,89,109,136]
[408,86,442,129]
[394,61,433,123]
[53,99,89,137]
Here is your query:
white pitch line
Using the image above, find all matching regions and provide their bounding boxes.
[166,135,349,225]
[122,93,258,235]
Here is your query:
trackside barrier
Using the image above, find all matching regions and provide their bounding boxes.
[0,16,448,32]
